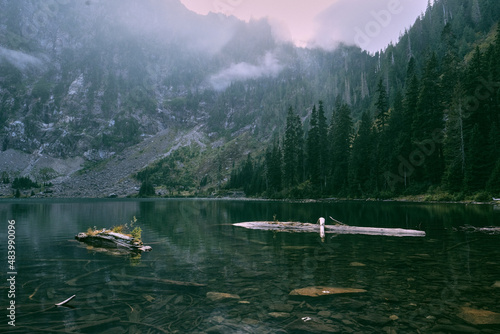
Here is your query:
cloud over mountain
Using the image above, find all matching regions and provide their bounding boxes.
[0,47,43,70]
[312,0,426,52]
[209,52,283,90]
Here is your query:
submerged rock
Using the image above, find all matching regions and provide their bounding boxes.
[289,286,367,297]
[458,307,500,325]
[269,303,294,313]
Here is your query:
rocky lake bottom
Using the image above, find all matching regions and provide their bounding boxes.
[0,199,499,333]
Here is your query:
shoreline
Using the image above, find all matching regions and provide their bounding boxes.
[0,193,499,206]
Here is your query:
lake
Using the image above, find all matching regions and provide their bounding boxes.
[1,199,499,333]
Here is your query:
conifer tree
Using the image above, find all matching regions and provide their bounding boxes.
[397,57,420,190]
[375,78,389,130]
[266,140,282,194]
[283,107,304,189]
[443,82,467,192]
[384,90,406,193]
[317,101,329,191]
[307,105,320,187]
[487,158,500,194]
[349,111,373,196]
[463,47,494,192]
[413,52,444,185]
[464,124,490,193]
[329,102,353,195]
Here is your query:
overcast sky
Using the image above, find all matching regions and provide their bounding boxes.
[180,0,429,53]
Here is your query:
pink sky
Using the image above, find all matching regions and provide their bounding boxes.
[180,0,429,53]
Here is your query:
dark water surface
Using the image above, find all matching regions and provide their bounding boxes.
[1,199,499,333]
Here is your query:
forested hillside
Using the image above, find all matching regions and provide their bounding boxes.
[227,0,500,200]
[1,0,499,199]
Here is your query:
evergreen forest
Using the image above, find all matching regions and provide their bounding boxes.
[227,8,500,201]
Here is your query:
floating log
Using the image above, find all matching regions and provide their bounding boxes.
[459,225,500,234]
[75,230,152,252]
[234,219,425,237]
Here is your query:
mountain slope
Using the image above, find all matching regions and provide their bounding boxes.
[0,0,498,198]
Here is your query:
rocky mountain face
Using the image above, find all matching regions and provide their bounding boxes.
[1,0,373,197]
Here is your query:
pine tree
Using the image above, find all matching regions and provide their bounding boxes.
[375,78,389,130]
[413,52,444,185]
[139,180,155,197]
[463,47,495,193]
[464,124,490,193]
[384,90,406,193]
[307,105,320,187]
[283,107,304,189]
[329,102,353,195]
[443,82,467,192]
[487,158,500,194]
[397,57,420,190]
[265,140,282,194]
[349,111,373,196]
[317,101,329,191]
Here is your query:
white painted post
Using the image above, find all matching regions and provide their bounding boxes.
[319,217,325,240]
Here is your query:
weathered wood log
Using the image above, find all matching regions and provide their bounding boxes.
[75,230,152,252]
[55,294,76,306]
[459,225,500,234]
[234,220,425,237]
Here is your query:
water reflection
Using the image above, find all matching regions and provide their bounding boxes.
[0,199,498,333]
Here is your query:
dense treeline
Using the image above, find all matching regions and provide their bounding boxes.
[11,176,39,190]
[228,21,500,200]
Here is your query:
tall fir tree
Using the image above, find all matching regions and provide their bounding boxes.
[349,111,374,196]
[329,102,353,195]
[375,78,389,130]
[398,57,420,191]
[283,107,304,189]
[443,82,467,192]
[266,139,282,194]
[307,105,320,188]
[317,101,329,191]
[463,47,494,192]
[413,52,444,185]
[384,90,406,193]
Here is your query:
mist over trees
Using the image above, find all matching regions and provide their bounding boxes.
[228,1,500,200]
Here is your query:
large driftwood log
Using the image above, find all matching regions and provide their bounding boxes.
[234,220,425,237]
[75,230,152,252]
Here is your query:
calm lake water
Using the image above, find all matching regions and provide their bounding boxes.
[1,199,499,333]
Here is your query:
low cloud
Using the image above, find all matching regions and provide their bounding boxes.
[0,47,43,71]
[312,0,426,53]
[209,52,283,90]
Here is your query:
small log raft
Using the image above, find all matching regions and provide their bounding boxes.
[75,230,152,252]
[234,219,425,237]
